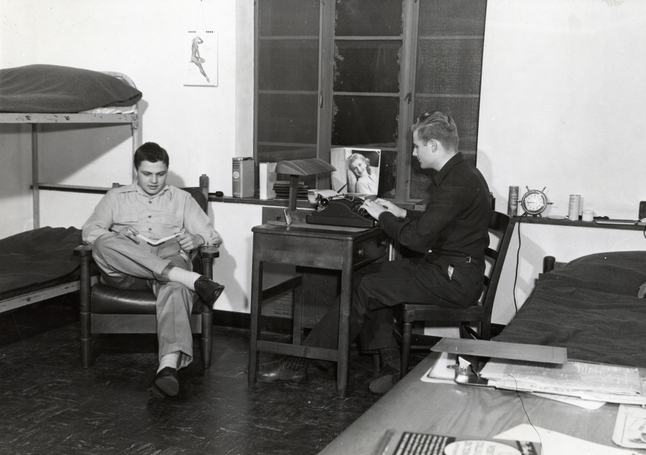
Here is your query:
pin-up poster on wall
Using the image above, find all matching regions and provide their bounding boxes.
[185,30,217,87]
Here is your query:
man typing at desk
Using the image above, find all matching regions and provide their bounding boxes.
[258,111,491,393]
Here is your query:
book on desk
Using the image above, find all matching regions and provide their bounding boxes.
[385,431,541,455]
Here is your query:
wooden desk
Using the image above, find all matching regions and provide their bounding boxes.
[320,352,643,454]
[248,222,389,398]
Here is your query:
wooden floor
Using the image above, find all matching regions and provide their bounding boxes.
[0,295,425,455]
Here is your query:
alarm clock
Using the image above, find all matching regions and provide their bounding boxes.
[520,186,549,216]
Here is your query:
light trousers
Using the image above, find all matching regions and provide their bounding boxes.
[92,233,196,369]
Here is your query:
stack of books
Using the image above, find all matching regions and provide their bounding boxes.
[273,181,309,200]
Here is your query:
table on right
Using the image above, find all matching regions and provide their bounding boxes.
[319,352,646,454]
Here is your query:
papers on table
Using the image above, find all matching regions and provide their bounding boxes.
[421,352,458,384]
[422,352,646,408]
[496,424,640,455]
[479,359,646,405]
[613,404,646,449]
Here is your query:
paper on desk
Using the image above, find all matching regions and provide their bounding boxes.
[495,424,640,455]
[423,353,605,409]
[532,392,605,410]
[421,352,457,384]
[480,359,646,404]
[613,404,646,449]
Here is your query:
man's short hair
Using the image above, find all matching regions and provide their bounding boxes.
[134,142,170,170]
[412,111,459,151]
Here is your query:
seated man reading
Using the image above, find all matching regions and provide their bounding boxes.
[258,111,491,393]
[82,142,225,398]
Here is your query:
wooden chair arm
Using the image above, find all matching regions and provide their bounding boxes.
[199,245,220,259]
[74,244,93,257]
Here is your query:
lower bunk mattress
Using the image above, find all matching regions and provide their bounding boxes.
[494,251,646,368]
[0,226,91,302]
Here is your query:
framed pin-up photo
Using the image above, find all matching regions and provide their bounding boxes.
[330,147,381,196]
[184,30,217,87]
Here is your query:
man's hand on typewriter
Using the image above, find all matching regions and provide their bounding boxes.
[362,198,407,220]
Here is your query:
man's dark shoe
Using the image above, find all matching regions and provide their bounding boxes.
[151,367,179,397]
[257,358,308,384]
[369,364,400,394]
[194,276,225,309]
[147,382,167,399]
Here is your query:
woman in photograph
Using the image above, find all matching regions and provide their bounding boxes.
[346,153,378,194]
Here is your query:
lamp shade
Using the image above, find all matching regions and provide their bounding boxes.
[275,158,336,176]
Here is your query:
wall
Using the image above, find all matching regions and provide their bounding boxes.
[478,0,646,323]
[3,0,646,320]
[0,0,255,312]
[0,0,244,236]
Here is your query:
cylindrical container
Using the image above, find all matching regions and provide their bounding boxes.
[508,186,519,217]
[582,210,594,222]
[199,174,209,189]
[568,195,581,220]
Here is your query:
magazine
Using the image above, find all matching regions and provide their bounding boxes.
[389,431,541,455]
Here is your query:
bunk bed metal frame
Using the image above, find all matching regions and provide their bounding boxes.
[0,112,141,228]
[0,111,140,314]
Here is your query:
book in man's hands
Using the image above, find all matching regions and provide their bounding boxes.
[136,233,180,246]
[390,431,541,455]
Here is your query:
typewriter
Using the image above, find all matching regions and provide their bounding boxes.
[306,194,377,228]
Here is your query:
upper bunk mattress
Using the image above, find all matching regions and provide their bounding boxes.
[0,64,142,113]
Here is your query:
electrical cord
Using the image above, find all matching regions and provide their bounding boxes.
[507,373,544,450]
[512,218,522,314]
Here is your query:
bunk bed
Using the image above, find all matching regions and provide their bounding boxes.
[0,64,143,314]
[494,251,646,368]
[0,64,143,227]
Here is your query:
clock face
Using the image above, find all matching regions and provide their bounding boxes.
[521,190,548,214]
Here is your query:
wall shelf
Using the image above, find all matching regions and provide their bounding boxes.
[516,215,646,231]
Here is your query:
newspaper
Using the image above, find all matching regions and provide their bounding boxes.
[479,359,646,404]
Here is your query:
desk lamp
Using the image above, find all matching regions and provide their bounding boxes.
[275,158,336,212]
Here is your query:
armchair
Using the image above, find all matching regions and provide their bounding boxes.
[74,180,219,368]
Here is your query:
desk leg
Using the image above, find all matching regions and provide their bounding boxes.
[248,255,263,388]
[337,246,354,398]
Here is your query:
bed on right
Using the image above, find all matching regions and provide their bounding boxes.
[494,251,646,368]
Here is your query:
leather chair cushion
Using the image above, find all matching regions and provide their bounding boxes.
[91,283,202,314]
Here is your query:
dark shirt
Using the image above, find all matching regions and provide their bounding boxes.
[378,153,491,260]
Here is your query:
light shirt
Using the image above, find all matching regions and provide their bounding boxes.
[82,183,221,246]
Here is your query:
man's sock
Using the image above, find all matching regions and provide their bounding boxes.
[379,347,401,370]
[158,351,180,373]
[167,266,202,291]
[283,356,310,371]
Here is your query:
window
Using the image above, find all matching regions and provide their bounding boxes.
[255,0,487,203]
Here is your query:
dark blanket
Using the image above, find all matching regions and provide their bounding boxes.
[0,64,142,113]
[0,227,85,300]
[495,251,646,368]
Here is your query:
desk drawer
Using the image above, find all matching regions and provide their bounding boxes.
[354,233,389,266]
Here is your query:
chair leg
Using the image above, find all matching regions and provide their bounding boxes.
[78,254,93,368]
[373,353,381,371]
[81,334,92,368]
[292,284,304,345]
[481,320,491,340]
[201,307,213,368]
[401,321,413,377]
